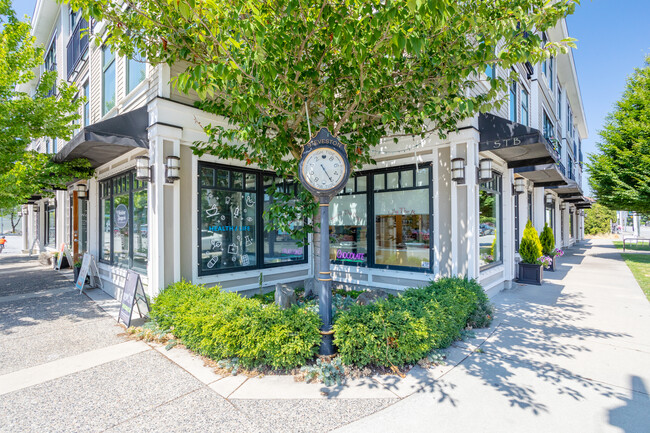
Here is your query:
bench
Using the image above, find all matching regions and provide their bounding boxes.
[622,237,650,252]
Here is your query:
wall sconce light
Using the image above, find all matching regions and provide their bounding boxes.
[478,158,493,182]
[545,193,554,207]
[514,177,526,194]
[76,183,88,199]
[451,158,465,183]
[559,203,566,211]
[165,155,180,183]
[135,156,152,182]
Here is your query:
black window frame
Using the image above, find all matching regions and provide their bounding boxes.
[98,170,148,271]
[101,46,115,116]
[330,163,433,273]
[197,162,308,277]
[479,171,503,271]
[45,202,56,247]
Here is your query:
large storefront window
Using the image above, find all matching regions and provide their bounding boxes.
[570,212,574,238]
[329,165,432,272]
[479,173,502,268]
[330,176,368,266]
[545,200,555,231]
[99,172,148,272]
[198,164,306,276]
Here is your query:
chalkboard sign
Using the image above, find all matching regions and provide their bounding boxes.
[118,270,149,328]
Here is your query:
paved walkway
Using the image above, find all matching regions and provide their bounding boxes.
[1,239,649,432]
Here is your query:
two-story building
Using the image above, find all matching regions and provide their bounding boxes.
[21,0,589,300]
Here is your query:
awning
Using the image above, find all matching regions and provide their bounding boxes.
[546,179,583,198]
[514,163,569,187]
[478,113,559,169]
[54,106,149,169]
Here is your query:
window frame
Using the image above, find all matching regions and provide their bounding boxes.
[45,202,56,247]
[101,46,116,116]
[197,162,308,277]
[98,170,148,271]
[520,87,529,126]
[126,53,146,95]
[509,81,518,122]
[331,163,434,273]
[83,80,90,127]
[479,171,503,271]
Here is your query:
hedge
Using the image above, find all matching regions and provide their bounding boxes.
[333,277,491,367]
[150,281,322,369]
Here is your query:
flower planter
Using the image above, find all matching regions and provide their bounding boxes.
[547,255,557,272]
[518,263,543,285]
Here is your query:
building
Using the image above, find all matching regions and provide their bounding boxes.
[20,0,590,300]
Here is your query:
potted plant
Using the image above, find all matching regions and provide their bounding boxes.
[539,224,558,271]
[73,259,82,282]
[52,252,60,269]
[518,221,544,285]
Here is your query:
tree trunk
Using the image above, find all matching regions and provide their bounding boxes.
[10,210,21,234]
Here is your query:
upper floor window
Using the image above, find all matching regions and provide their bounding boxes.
[557,85,562,122]
[566,104,572,135]
[520,88,529,126]
[102,47,115,115]
[485,64,495,80]
[543,112,554,142]
[44,36,56,72]
[69,8,80,34]
[83,81,90,126]
[541,33,548,76]
[548,57,554,91]
[127,53,146,94]
[509,81,517,122]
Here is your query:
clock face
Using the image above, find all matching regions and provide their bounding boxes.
[301,147,347,191]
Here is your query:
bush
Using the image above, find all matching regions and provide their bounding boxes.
[150,281,321,369]
[584,203,616,235]
[539,223,555,256]
[519,220,542,264]
[333,277,492,367]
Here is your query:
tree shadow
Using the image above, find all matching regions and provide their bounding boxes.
[608,376,650,432]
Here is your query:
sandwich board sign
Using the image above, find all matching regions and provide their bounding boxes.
[118,270,150,328]
[76,253,103,293]
[54,243,73,270]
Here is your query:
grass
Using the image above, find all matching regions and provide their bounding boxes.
[612,240,650,252]
[620,254,650,303]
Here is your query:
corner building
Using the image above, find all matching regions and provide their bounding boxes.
[21,1,589,300]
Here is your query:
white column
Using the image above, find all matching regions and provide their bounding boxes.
[465,140,479,279]
[432,149,440,277]
[533,187,545,233]
[21,208,28,253]
[502,169,515,282]
[87,178,99,258]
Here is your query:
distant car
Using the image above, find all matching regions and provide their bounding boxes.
[201,230,222,251]
[480,223,495,236]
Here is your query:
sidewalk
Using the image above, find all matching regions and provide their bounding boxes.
[1,239,649,432]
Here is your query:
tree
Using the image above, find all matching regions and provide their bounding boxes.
[588,56,650,214]
[519,220,542,264]
[539,223,554,255]
[69,0,577,238]
[0,1,91,210]
[584,202,616,235]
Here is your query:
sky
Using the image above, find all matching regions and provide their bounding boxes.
[10,0,650,195]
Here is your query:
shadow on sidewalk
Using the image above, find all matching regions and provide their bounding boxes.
[608,376,650,432]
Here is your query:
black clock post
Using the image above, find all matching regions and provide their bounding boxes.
[297,128,351,355]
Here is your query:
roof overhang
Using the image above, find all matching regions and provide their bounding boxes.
[515,163,569,187]
[54,107,149,169]
[478,113,559,169]
[546,179,583,198]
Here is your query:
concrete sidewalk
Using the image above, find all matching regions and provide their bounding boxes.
[335,239,650,432]
[1,239,649,432]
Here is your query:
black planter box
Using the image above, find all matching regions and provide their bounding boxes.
[519,263,543,285]
[547,255,557,272]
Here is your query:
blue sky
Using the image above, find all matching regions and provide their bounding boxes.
[11,0,650,194]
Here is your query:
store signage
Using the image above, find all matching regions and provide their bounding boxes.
[118,270,150,328]
[479,132,540,151]
[115,204,128,228]
[76,253,103,293]
[207,225,252,232]
[336,249,366,263]
[281,248,302,255]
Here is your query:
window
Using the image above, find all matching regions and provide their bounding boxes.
[99,171,148,272]
[509,81,517,122]
[46,139,50,154]
[570,212,574,238]
[479,172,502,269]
[46,203,56,246]
[520,88,529,126]
[485,64,495,80]
[543,112,554,141]
[549,57,554,91]
[127,53,146,94]
[566,104,572,135]
[44,36,56,71]
[330,176,368,266]
[198,163,306,276]
[83,81,90,126]
[69,8,80,34]
[557,85,562,133]
[527,191,533,224]
[541,33,548,76]
[330,165,432,271]
[545,199,555,231]
[514,194,520,252]
[102,46,115,115]
[52,138,57,154]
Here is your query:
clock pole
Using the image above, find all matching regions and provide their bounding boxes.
[318,196,334,355]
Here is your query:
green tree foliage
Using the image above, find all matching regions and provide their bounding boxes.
[519,220,542,264]
[539,223,555,256]
[68,0,577,238]
[584,202,616,235]
[588,56,650,213]
[0,1,91,210]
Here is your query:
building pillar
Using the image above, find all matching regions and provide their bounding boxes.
[21,207,29,253]
[502,170,515,282]
[533,187,545,233]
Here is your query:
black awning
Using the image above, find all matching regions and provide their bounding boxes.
[514,163,569,187]
[54,106,149,168]
[547,179,583,198]
[478,113,559,168]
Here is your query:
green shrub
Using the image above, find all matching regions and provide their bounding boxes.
[539,223,555,256]
[519,220,542,264]
[584,202,616,235]
[150,281,321,369]
[333,277,492,367]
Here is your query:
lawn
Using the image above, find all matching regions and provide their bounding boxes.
[612,240,650,252]
[619,254,650,303]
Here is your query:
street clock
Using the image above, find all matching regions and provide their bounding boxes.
[298,128,350,198]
